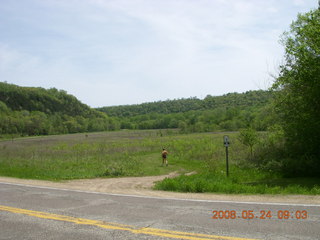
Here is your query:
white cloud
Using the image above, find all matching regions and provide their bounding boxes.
[0,0,316,106]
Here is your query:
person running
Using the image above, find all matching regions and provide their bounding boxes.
[162,148,169,166]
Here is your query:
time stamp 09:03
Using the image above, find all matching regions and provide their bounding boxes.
[212,210,308,220]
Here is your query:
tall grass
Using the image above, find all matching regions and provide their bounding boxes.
[0,130,226,180]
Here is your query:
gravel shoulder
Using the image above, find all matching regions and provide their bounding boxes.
[0,174,319,204]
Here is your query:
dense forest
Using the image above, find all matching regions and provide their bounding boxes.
[97,90,275,132]
[0,82,274,137]
[0,82,120,136]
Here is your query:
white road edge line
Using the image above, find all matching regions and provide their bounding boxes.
[0,181,319,207]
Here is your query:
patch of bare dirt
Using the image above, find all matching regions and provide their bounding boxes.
[0,173,319,205]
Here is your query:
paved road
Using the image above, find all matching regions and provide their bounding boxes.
[0,182,319,240]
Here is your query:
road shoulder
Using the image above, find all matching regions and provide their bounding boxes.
[0,175,319,205]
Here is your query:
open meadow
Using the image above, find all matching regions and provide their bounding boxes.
[0,130,319,194]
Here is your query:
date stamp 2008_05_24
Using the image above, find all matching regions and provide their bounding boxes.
[212,209,308,220]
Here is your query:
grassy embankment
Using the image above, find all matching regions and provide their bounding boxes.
[0,130,319,194]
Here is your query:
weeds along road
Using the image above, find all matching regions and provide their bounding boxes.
[0,182,319,240]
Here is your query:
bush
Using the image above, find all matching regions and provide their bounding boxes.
[238,128,259,159]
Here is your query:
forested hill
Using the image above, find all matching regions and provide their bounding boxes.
[97,90,275,132]
[0,82,96,117]
[0,82,119,136]
[0,82,274,136]
[97,90,272,117]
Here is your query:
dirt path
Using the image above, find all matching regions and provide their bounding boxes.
[0,174,319,205]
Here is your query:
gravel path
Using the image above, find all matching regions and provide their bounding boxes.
[0,174,319,204]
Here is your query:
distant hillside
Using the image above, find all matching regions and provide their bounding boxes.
[98,90,272,117]
[0,82,97,116]
[0,82,275,137]
[0,82,119,136]
[97,90,275,132]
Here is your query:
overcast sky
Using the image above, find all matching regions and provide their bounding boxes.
[0,0,318,107]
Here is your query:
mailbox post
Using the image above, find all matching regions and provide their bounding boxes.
[223,135,230,177]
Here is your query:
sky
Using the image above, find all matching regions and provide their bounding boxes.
[0,0,318,107]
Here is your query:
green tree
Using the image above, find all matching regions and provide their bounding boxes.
[272,7,320,176]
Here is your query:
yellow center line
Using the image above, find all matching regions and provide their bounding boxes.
[0,205,259,240]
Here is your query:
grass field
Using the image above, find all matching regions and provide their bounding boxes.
[0,130,319,194]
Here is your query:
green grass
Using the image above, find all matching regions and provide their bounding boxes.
[0,130,319,195]
[154,164,320,195]
[0,130,212,180]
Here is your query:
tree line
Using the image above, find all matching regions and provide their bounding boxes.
[0,82,274,138]
[97,90,274,132]
[98,90,271,117]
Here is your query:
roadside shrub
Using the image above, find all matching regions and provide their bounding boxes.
[247,125,285,172]
[238,128,259,160]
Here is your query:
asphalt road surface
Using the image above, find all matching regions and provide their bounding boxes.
[0,182,319,240]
